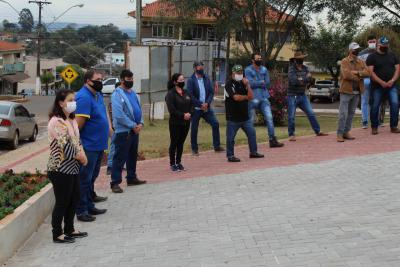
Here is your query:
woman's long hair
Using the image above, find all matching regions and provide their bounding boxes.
[167,73,183,90]
[49,89,75,120]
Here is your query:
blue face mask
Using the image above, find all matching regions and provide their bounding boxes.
[196,69,205,76]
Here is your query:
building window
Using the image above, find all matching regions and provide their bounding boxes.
[191,26,203,40]
[164,25,174,38]
[235,30,252,42]
[207,27,216,41]
[268,32,292,43]
[152,24,163,37]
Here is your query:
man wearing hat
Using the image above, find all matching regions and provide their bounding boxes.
[336,42,370,142]
[366,36,400,135]
[187,61,224,156]
[287,51,328,141]
[224,64,264,162]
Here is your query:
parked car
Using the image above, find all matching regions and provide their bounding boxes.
[0,101,38,150]
[308,80,339,103]
[102,77,120,95]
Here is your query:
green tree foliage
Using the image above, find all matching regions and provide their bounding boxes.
[40,71,55,96]
[18,8,34,33]
[2,19,18,32]
[63,44,105,69]
[355,25,400,56]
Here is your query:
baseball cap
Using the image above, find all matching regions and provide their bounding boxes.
[232,65,243,73]
[193,61,204,68]
[378,36,389,45]
[349,42,360,50]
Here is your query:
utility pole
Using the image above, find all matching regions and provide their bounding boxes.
[109,48,113,76]
[136,0,142,45]
[29,0,51,95]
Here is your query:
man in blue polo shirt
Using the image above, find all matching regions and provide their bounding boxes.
[75,70,110,222]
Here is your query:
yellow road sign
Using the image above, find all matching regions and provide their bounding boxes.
[60,65,79,84]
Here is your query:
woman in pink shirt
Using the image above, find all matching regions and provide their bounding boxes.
[47,89,88,243]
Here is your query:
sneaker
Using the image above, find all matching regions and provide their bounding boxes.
[214,147,225,152]
[192,150,199,156]
[362,122,368,129]
[228,156,241,162]
[111,184,123,193]
[171,164,179,172]
[176,163,185,171]
[289,136,296,142]
[249,152,264,159]
[127,178,147,186]
[269,137,284,148]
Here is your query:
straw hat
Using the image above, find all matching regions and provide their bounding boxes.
[290,51,308,60]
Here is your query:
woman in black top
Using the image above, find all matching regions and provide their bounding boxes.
[166,73,193,172]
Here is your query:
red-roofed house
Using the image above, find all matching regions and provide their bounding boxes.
[0,41,28,95]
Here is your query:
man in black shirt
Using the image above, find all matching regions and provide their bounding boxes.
[225,65,264,162]
[366,36,400,134]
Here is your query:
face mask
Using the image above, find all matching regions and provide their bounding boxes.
[380,46,388,53]
[177,82,185,88]
[254,60,262,66]
[90,80,103,92]
[124,80,134,89]
[368,43,376,50]
[352,50,359,56]
[65,101,76,114]
[295,59,304,65]
[196,69,205,76]
[234,74,243,81]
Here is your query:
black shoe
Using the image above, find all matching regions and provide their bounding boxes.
[111,184,123,193]
[127,178,147,186]
[93,195,108,203]
[192,150,199,156]
[250,152,264,158]
[53,235,75,243]
[214,147,225,152]
[66,231,88,238]
[269,137,284,148]
[228,156,241,162]
[106,167,112,175]
[171,164,179,172]
[77,214,96,222]
[89,207,107,215]
[176,163,185,171]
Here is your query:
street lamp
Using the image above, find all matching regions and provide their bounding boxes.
[60,40,89,63]
[46,4,84,28]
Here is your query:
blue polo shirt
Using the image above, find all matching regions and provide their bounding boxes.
[76,86,109,151]
[123,89,142,124]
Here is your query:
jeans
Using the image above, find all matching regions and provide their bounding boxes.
[370,86,399,129]
[49,172,79,239]
[361,78,371,125]
[226,119,258,158]
[248,88,276,139]
[76,150,103,216]
[288,95,321,137]
[107,133,116,169]
[337,94,359,135]
[169,123,190,166]
[191,109,221,151]
[111,131,139,186]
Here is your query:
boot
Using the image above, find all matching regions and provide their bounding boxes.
[269,137,284,148]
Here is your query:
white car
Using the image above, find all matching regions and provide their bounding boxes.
[308,80,339,103]
[102,78,120,95]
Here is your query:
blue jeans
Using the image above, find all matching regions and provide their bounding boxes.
[361,78,371,124]
[107,133,116,168]
[191,109,221,151]
[370,86,399,129]
[248,88,276,139]
[226,119,257,158]
[288,95,321,137]
[76,150,103,216]
[111,131,139,186]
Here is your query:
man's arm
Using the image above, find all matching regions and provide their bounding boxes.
[341,60,361,81]
[186,78,202,107]
[76,116,87,130]
[264,68,271,89]
[111,93,136,129]
[387,64,400,88]
[245,68,264,88]
[368,65,387,87]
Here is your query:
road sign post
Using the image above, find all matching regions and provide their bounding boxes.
[60,65,79,89]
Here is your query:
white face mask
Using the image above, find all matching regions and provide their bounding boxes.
[234,74,243,81]
[65,101,77,114]
[368,43,376,50]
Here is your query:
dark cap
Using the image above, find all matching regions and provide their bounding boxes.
[193,61,204,68]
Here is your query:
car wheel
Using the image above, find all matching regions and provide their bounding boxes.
[29,126,38,142]
[10,131,19,150]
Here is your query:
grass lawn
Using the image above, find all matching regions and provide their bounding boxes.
[136,114,365,160]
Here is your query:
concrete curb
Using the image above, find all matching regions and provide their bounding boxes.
[0,183,54,265]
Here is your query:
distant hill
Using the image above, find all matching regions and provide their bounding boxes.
[47,22,136,38]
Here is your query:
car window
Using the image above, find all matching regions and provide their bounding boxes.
[0,105,10,115]
[104,79,116,86]
[14,106,30,117]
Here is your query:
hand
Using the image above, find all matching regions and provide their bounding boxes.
[387,80,395,88]
[242,77,249,86]
[184,113,191,121]
[233,95,241,101]
[201,103,208,111]
[351,71,359,75]
[380,81,389,88]
[133,124,142,134]
[76,152,88,166]
[109,127,114,138]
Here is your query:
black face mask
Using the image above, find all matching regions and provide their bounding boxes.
[177,82,185,88]
[124,80,134,89]
[196,69,205,76]
[254,60,262,66]
[380,46,388,53]
[295,59,304,65]
[90,80,103,92]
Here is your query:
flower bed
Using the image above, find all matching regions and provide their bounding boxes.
[0,169,48,220]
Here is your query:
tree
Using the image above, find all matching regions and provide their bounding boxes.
[2,19,18,32]
[40,71,55,96]
[18,8,34,33]
[365,0,400,22]
[355,25,400,56]
[305,22,355,82]
[63,44,105,69]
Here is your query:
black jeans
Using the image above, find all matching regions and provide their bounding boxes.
[48,171,79,239]
[169,123,190,166]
